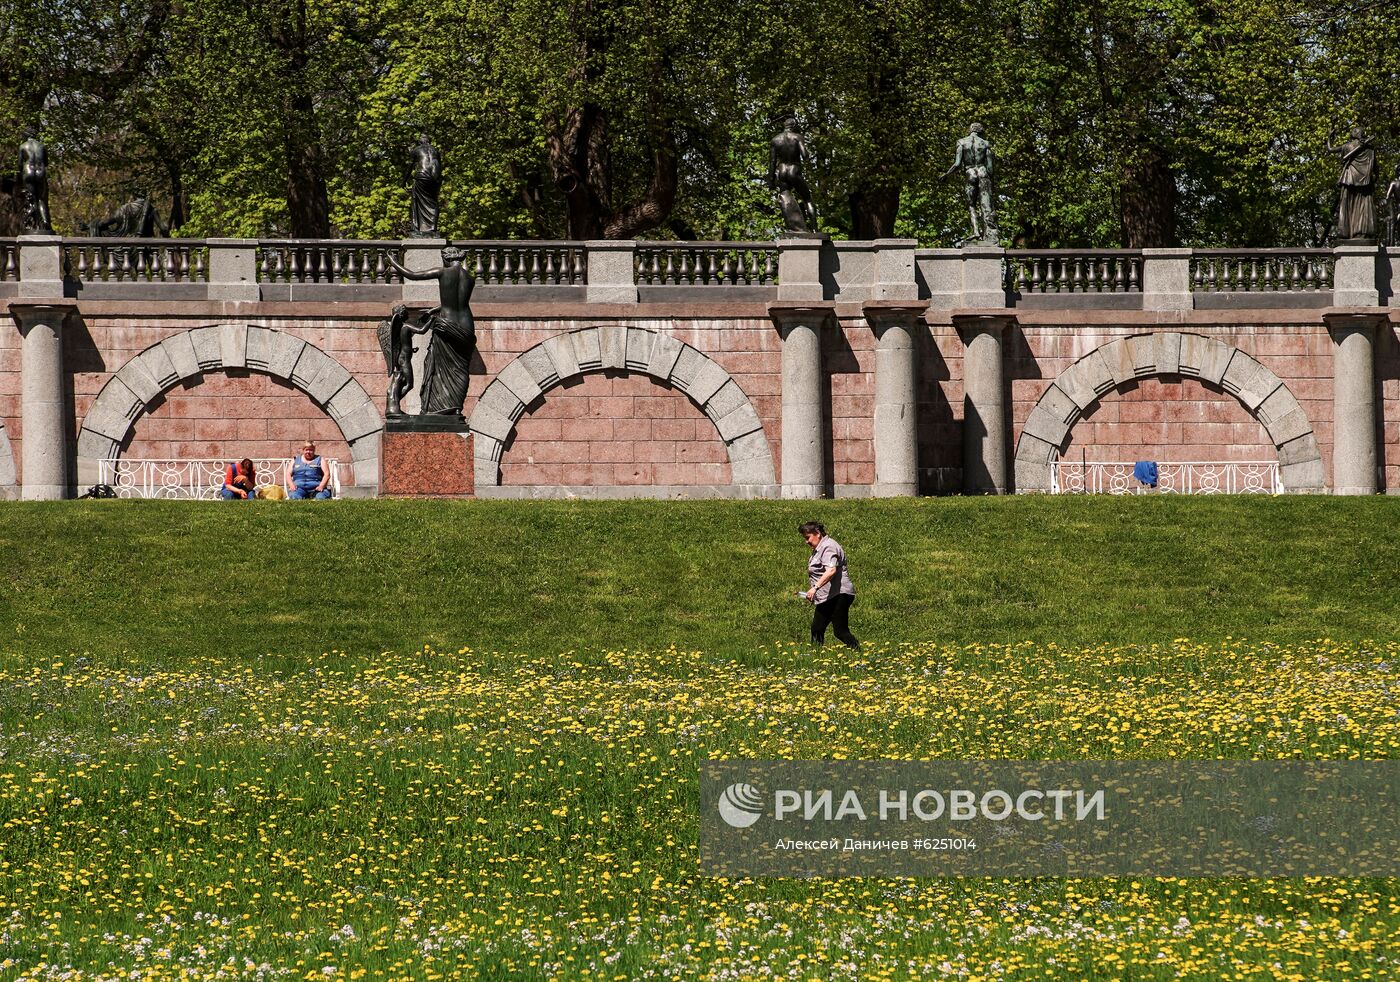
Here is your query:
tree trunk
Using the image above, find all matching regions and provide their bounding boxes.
[167,161,186,232]
[283,89,331,238]
[602,138,677,240]
[849,187,900,239]
[549,102,609,239]
[1120,146,1176,247]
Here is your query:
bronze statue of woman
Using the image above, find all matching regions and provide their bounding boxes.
[385,247,476,416]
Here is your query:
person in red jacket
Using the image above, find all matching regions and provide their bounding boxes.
[222,458,256,500]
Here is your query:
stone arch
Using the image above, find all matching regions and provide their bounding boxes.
[1013,332,1324,493]
[77,324,383,494]
[469,326,776,494]
[0,421,15,498]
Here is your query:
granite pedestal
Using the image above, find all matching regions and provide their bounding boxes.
[380,416,475,496]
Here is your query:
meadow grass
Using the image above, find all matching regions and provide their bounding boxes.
[1,498,1398,979]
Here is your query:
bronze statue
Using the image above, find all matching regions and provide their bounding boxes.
[1328,126,1380,242]
[408,133,442,238]
[1384,166,1400,248]
[769,117,817,233]
[18,129,52,234]
[382,247,476,417]
[943,123,998,245]
[87,191,168,237]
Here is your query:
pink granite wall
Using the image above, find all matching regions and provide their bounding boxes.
[501,371,731,486]
[1007,325,1336,485]
[1378,323,1400,491]
[123,371,353,469]
[1,301,1395,495]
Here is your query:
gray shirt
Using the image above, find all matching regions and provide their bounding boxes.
[807,536,855,603]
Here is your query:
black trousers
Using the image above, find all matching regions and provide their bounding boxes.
[811,593,859,649]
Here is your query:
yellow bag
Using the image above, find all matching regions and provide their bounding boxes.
[258,485,287,500]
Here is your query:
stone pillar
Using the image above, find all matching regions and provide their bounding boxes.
[400,238,447,304]
[917,249,962,310]
[1141,248,1192,312]
[956,313,1012,494]
[1325,312,1382,495]
[584,240,638,304]
[16,235,65,298]
[770,303,832,498]
[10,303,77,499]
[206,239,260,301]
[864,302,926,496]
[959,247,1007,309]
[872,239,919,301]
[776,237,826,301]
[1333,245,1380,307]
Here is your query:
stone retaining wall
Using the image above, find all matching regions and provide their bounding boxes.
[3,254,1399,498]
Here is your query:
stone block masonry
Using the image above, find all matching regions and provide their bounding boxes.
[2,237,1397,498]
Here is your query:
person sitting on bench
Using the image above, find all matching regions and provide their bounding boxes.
[285,442,332,499]
[222,458,257,500]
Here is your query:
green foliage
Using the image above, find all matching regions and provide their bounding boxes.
[2,0,1397,243]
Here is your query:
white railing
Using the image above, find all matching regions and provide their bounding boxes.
[1052,461,1280,495]
[97,458,343,499]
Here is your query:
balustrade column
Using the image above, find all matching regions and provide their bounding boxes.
[956,313,1012,494]
[206,239,260,301]
[1141,248,1192,312]
[1325,312,1382,495]
[1332,244,1380,307]
[864,303,926,496]
[401,238,447,304]
[10,302,77,499]
[584,240,638,303]
[770,304,832,498]
[16,235,65,299]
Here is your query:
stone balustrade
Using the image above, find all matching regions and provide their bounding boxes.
[0,236,1394,308]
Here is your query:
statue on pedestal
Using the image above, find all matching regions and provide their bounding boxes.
[381,247,476,418]
[943,123,998,246]
[769,117,818,233]
[1328,126,1380,242]
[18,129,52,234]
[86,191,168,237]
[1384,166,1400,248]
[408,133,442,238]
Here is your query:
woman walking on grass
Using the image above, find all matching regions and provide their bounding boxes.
[799,521,860,650]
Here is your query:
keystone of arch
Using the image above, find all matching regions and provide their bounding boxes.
[1013,331,1323,494]
[468,325,777,493]
[76,324,383,494]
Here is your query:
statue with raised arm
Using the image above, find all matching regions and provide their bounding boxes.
[382,247,476,417]
[408,132,443,238]
[942,123,998,245]
[769,116,817,233]
[18,129,52,234]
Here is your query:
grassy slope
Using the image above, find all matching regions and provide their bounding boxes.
[2,496,1398,663]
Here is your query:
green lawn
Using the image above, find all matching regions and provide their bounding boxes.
[3,497,1399,664]
[1,499,1397,979]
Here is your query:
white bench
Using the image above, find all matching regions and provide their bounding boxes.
[97,458,344,499]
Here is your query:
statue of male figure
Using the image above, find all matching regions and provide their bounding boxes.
[408,132,443,238]
[1383,166,1400,248]
[92,190,168,237]
[943,123,997,244]
[769,116,818,233]
[18,129,52,234]
[385,247,476,416]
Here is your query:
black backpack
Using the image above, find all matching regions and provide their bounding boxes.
[79,484,118,499]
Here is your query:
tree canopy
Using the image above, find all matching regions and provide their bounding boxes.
[2,0,1396,245]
